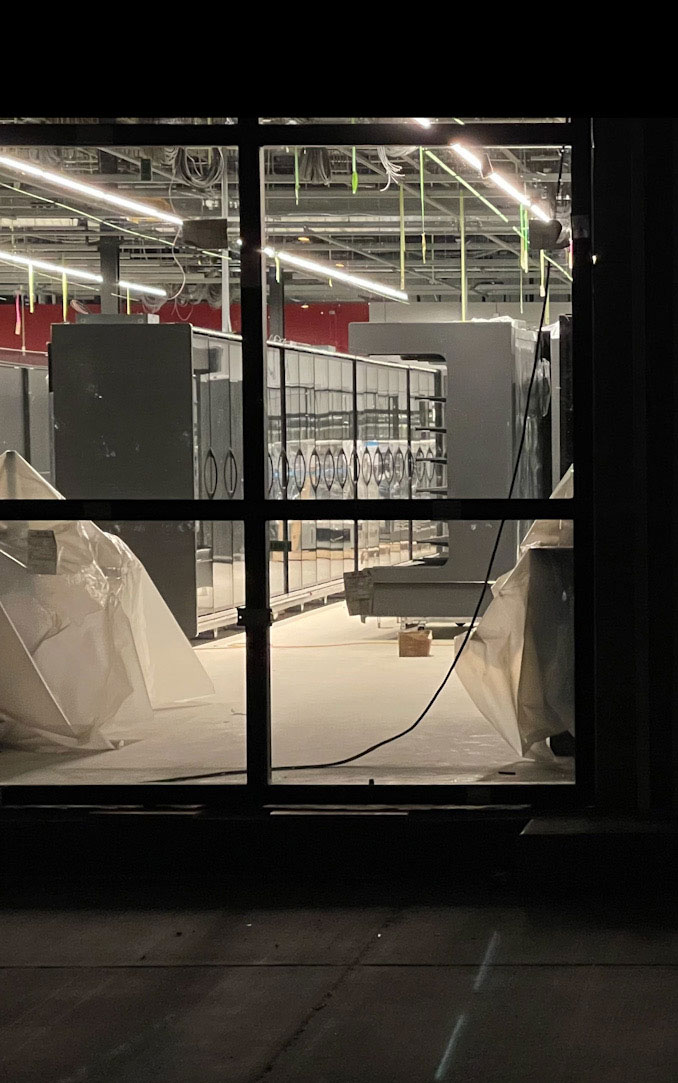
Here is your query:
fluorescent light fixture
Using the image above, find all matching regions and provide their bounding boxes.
[450,142,483,171]
[0,154,183,227]
[119,279,167,297]
[412,118,432,128]
[488,172,532,208]
[449,143,554,222]
[0,249,166,295]
[0,249,102,283]
[263,246,409,302]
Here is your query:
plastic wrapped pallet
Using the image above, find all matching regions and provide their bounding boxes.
[0,451,214,751]
[453,466,574,757]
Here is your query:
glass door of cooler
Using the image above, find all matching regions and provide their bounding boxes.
[267,347,286,599]
[208,337,234,617]
[284,350,303,594]
[356,360,380,568]
[195,353,215,618]
[228,338,245,609]
[299,352,318,589]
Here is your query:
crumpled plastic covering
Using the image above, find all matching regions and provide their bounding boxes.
[453,465,573,757]
[0,451,214,751]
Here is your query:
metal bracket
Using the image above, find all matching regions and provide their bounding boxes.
[237,606,273,629]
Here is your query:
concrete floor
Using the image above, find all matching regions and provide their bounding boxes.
[0,602,573,787]
[1,884,676,1082]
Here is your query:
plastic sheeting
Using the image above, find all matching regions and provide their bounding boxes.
[453,466,573,757]
[0,451,214,751]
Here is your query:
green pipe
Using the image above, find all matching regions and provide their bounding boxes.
[425,151,509,223]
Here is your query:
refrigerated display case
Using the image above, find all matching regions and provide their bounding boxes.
[48,322,439,637]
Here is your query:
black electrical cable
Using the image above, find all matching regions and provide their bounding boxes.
[149,149,566,785]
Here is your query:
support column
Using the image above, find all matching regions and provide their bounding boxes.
[98,149,121,315]
[267,265,286,339]
[238,120,272,794]
[99,233,120,315]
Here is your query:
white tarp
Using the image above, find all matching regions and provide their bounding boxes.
[0,451,214,750]
[453,466,574,757]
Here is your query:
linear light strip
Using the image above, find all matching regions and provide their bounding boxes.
[0,249,167,296]
[0,249,101,283]
[0,179,222,265]
[449,143,553,222]
[263,246,409,302]
[0,154,183,228]
[411,118,465,126]
[118,279,167,297]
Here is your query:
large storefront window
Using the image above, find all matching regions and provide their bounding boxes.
[0,118,587,803]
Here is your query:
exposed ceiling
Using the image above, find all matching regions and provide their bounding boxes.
[0,126,572,310]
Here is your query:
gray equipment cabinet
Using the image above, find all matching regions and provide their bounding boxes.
[347,319,554,620]
[48,321,442,636]
[0,352,51,481]
[49,322,244,638]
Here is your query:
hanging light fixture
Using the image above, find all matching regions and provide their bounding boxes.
[0,154,183,227]
[449,143,555,222]
[263,247,408,302]
[0,249,167,295]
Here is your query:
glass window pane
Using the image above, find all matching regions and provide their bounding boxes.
[262,141,573,502]
[270,517,574,786]
[0,143,243,500]
[0,512,246,785]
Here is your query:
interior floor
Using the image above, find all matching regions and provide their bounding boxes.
[0,602,574,787]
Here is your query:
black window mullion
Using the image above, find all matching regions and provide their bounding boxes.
[238,121,272,794]
[0,114,586,812]
[570,116,594,803]
[0,121,571,149]
[0,498,574,521]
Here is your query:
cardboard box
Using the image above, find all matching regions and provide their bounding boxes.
[398,629,433,657]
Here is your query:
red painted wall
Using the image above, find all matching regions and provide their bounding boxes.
[0,301,369,355]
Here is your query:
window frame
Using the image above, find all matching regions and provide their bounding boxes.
[0,117,591,810]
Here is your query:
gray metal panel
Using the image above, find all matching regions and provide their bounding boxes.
[103,520,198,639]
[0,366,25,456]
[50,322,195,499]
[348,320,514,498]
[49,322,199,637]
[208,337,234,614]
[26,367,50,479]
[346,321,526,615]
